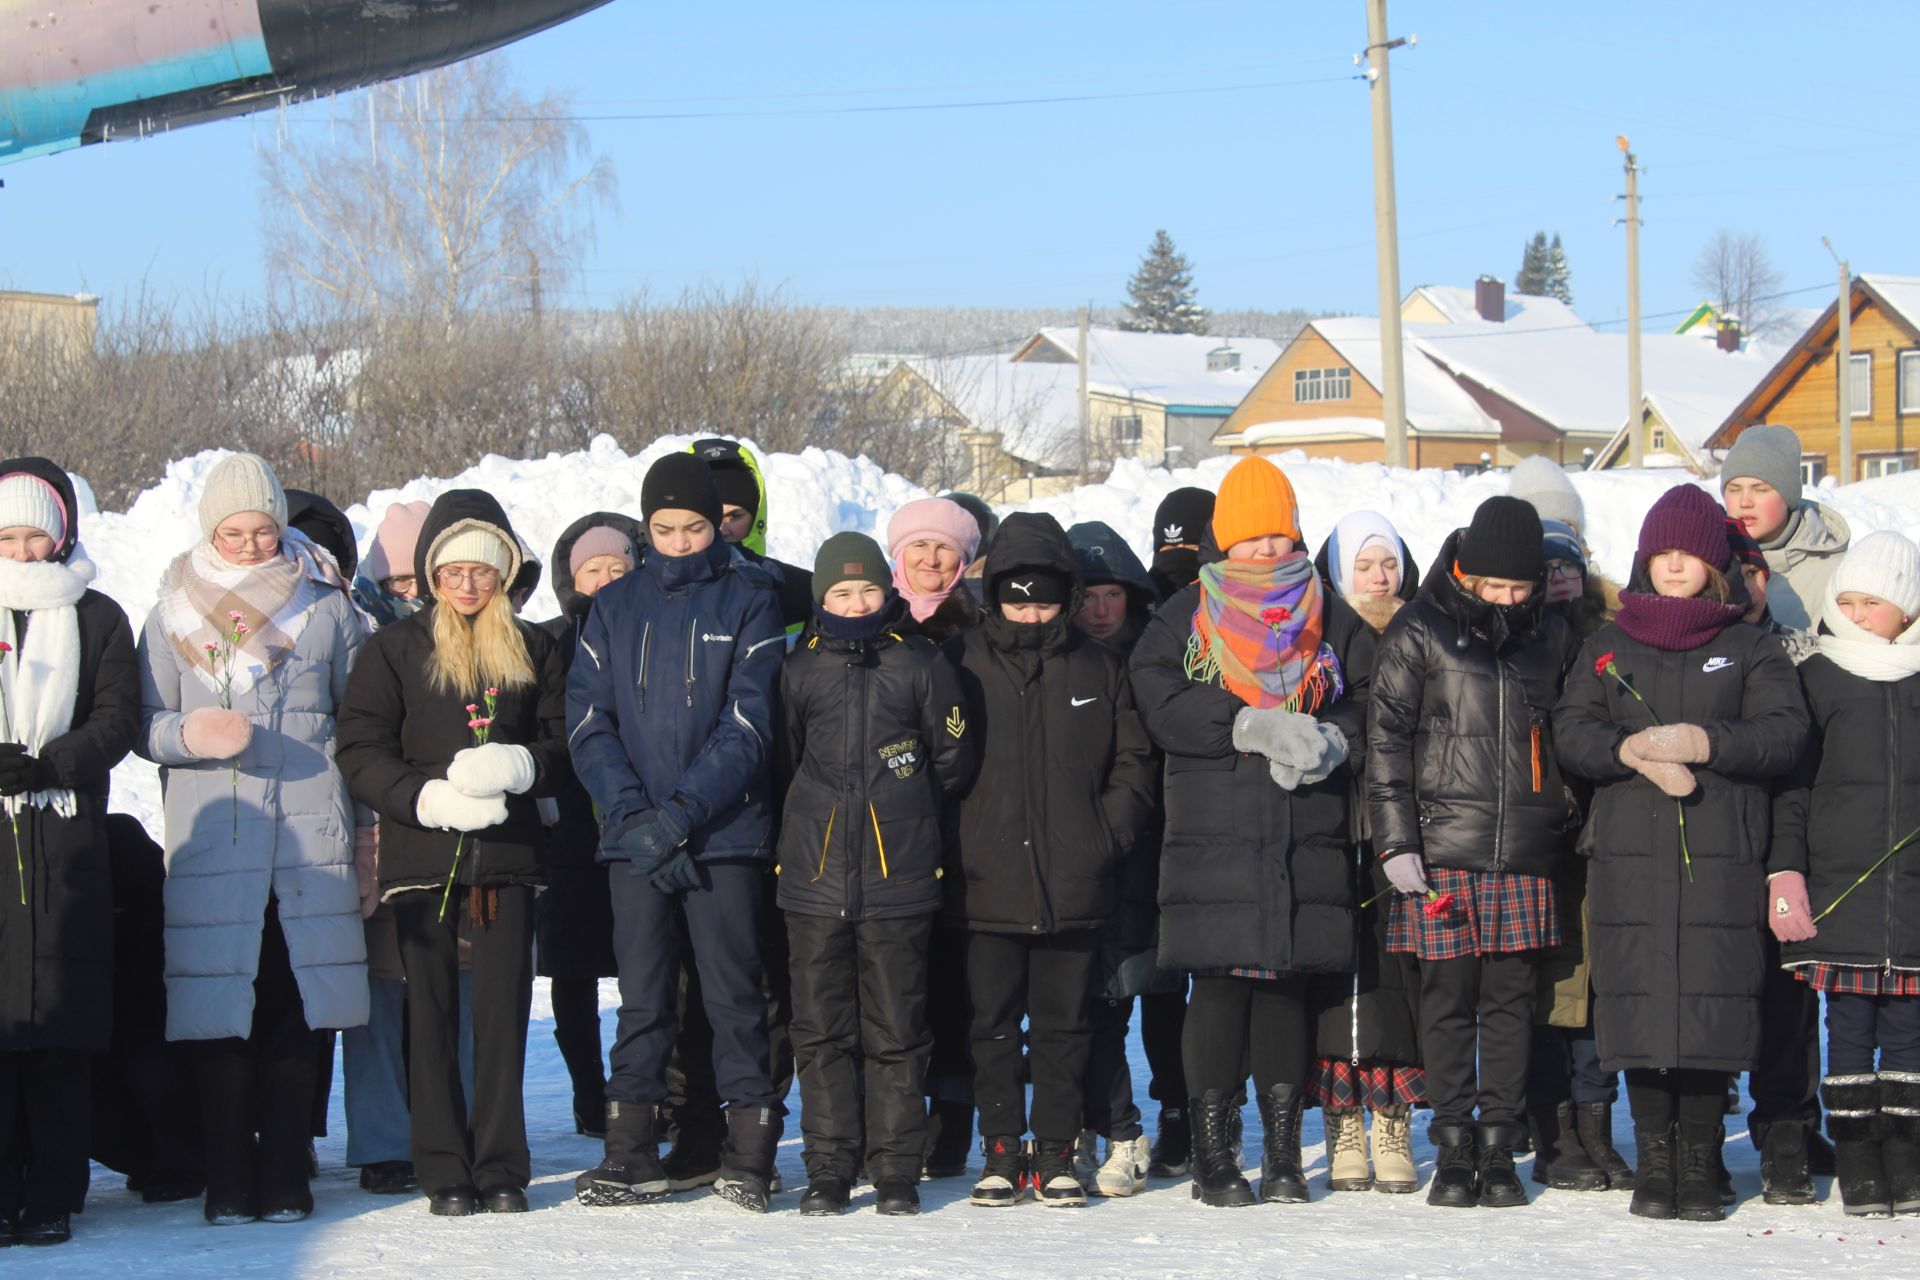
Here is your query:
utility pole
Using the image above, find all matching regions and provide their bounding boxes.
[1824,237,1852,482]
[1078,304,1092,480]
[1617,137,1644,467]
[1364,0,1411,469]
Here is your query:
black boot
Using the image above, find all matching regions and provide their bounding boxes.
[1675,1121,1726,1222]
[1881,1072,1920,1215]
[923,1101,973,1179]
[1032,1138,1086,1207]
[1712,1122,1734,1205]
[714,1106,778,1213]
[1188,1091,1255,1208]
[1255,1084,1309,1204]
[1425,1122,1478,1209]
[1476,1122,1528,1208]
[1760,1118,1816,1205]
[1825,1074,1893,1217]
[797,1174,850,1216]
[1629,1125,1676,1219]
[661,1112,725,1191]
[1532,1100,1607,1190]
[1148,1106,1192,1178]
[575,1100,669,1207]
[1575,1101,1634,1190]
[970,1135,1028,1206]
[873,1175,921,1215]
[13,1212,71,1246]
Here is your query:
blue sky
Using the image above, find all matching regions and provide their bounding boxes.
[3,0,1915,333]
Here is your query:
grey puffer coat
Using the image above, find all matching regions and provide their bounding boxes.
[138,585,370,1042]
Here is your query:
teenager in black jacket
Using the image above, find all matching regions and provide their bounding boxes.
[945,512,1156,1207]
[1555,484,1807,1222]
[778,533,976,1217]
[1133,459,1373,1208]
[336,490,572,1216]
[1772,530,1920,1216]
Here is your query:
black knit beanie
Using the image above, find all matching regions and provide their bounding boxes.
[992,567,1069,606]
[1458,495,1544,582]
[642,453,723,525]
[812,531,890,605]
[1152,486,1216,550]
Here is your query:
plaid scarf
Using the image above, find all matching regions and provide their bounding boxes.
[156,528,348,698]
[1185,553,1343,711]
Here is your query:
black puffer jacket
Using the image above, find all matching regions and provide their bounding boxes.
[1367,530,1576,876]
[1775,653,1920,975]
[943,514,1157,935]
[1554,612,1807,1073]
[336,491,572,893]
[286,489,360,581]
[777,599,976,920]
[1132,564,1375,976]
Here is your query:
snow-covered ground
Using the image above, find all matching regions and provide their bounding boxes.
[56,439,1920,1275]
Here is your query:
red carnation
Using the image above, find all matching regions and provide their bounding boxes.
[1594,651,1615,678]
[0,641,10,654]
[1261,606,1293,627]
[1423,890,1456,918]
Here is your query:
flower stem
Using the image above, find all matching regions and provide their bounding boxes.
[1676,800,1693,884]
[438,834,465,924]
[10,816,22,906]
[1811,822,1920,924]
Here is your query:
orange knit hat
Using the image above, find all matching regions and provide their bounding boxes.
[1211,456,1302,551]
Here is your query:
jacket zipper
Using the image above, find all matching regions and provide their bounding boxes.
[637,621,652,711]
[685,616,697,707]
[1350,845,1362,1065]
[812,804,836,883]
[1887,683,1899,975]
[1494,662,1508,869]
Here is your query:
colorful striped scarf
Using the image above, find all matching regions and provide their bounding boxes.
[1185,553,1343,711]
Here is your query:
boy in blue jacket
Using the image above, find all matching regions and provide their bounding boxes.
[566,453,786,1212]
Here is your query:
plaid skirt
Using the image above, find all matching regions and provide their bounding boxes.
[1385,866,1560,962]
[1791,963,1920,996]
[1307,1058,1428,1110]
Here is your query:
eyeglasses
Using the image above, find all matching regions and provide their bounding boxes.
[215,529,280,551]
[434,566,501,590]
[1545,562,1584,580]
[381,575,417,594]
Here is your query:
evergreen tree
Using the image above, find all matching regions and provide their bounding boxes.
[1544,233,1573,305]
[1514,231,1550,296]
[1121,230,1208,334]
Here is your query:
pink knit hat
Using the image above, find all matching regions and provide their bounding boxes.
[362,500,432,583]
[886,497,981,563]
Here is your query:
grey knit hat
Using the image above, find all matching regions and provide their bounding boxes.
[1506,456,1585,534]
[198,452,288,537]
[1720,424,1804,507]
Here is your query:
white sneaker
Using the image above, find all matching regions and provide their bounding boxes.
[1093,1134,1151,1197]
[1072,1130,1101,1192]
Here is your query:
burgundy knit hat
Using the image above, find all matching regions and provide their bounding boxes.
[1637,485,1732,570]
[1724,518,1767,573]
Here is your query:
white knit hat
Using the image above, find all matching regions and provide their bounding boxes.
[1506,456,1585,534]
[198,453,288,537]
[1830,530,1920,619]
[0,472,67,545]
[429,524,515,578]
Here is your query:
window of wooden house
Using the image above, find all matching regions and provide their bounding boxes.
[1293,367,1352,403]
[1849,353,1872,417]
[1799,455,1827,488]
[1860,452,1917,480]
[1650,427,1667,452]
[1111,414,1143,448]
[1899,350,1920,415]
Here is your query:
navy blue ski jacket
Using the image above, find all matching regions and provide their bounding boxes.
[566,537,785,862]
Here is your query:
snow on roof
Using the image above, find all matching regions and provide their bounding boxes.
[1308,317,1501,436]
[1026,326,1283,408]
[1242,417,1392,443]
[1403,285,1589,331]
[1864,274,1920,333]
[902,352,1086,471]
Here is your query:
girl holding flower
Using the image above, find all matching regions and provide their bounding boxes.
[1553,484,1807,1223]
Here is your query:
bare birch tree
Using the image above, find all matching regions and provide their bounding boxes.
[1691,229,1787,338]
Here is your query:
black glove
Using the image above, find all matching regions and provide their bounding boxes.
[648,848,702,894]
[614,806,690,876]
[0,744,40,798]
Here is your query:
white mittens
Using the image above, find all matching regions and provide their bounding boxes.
[446,742,537,797]
[415,778,507,832]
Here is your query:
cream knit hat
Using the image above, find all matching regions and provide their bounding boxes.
[0,472,67,544]
[198,453,288,537]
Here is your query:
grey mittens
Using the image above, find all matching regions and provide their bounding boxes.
[1233,705,1349,791]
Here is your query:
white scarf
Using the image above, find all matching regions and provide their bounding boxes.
[0,547,94,817]
[1816,596,1920,683]
[155,528,341,700]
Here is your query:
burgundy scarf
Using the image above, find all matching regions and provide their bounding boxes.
[1614,590,1745,652]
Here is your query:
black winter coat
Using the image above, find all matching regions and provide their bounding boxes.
[943,514,1157,935]
[777,602,976,920]
[336,492,572,894]
[1775,654,1920,975]
[1368,531,1576,876]
[0,548,139,1051]
[1554,617,1807,1073]
[1132,574,1375,976]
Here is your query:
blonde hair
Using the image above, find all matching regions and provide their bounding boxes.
[1699,564,1733,603]
[428,592,536,697]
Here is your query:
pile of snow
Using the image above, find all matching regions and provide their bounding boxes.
[90,437,1920,842]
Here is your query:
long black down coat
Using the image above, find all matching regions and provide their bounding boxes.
[1554,608,1807,1073]
[777,599,977,920]
[0,457,140,1052]
[1775,652,1920,976]
[1368,530,1577,875]
[1131,559,1376,976]
[942,514,1157,935]
[336,491,572,894]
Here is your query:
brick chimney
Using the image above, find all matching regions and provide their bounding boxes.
[1475,275,1506,323]
[1715,317,1742,352]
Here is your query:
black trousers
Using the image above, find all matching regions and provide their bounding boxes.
[0,1048,90,1216]
[924,924,975,1105]
[967,929,1099,1143]
[786,913,933,1181]
[393,885,535,1195]
[1182,974,1310,1100]
[1420,952,1537,1126]
[1086,997,1143,1140]
[1529,1019,1617,1108]
[1747,935,1822,1146]
[195,901,322,1208]
[1827,991,1920,1075]
[1626,1067,1725,1132]
[664,868,792,1142]
[1140,983,1190,1107]
[550,976,606,1109]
